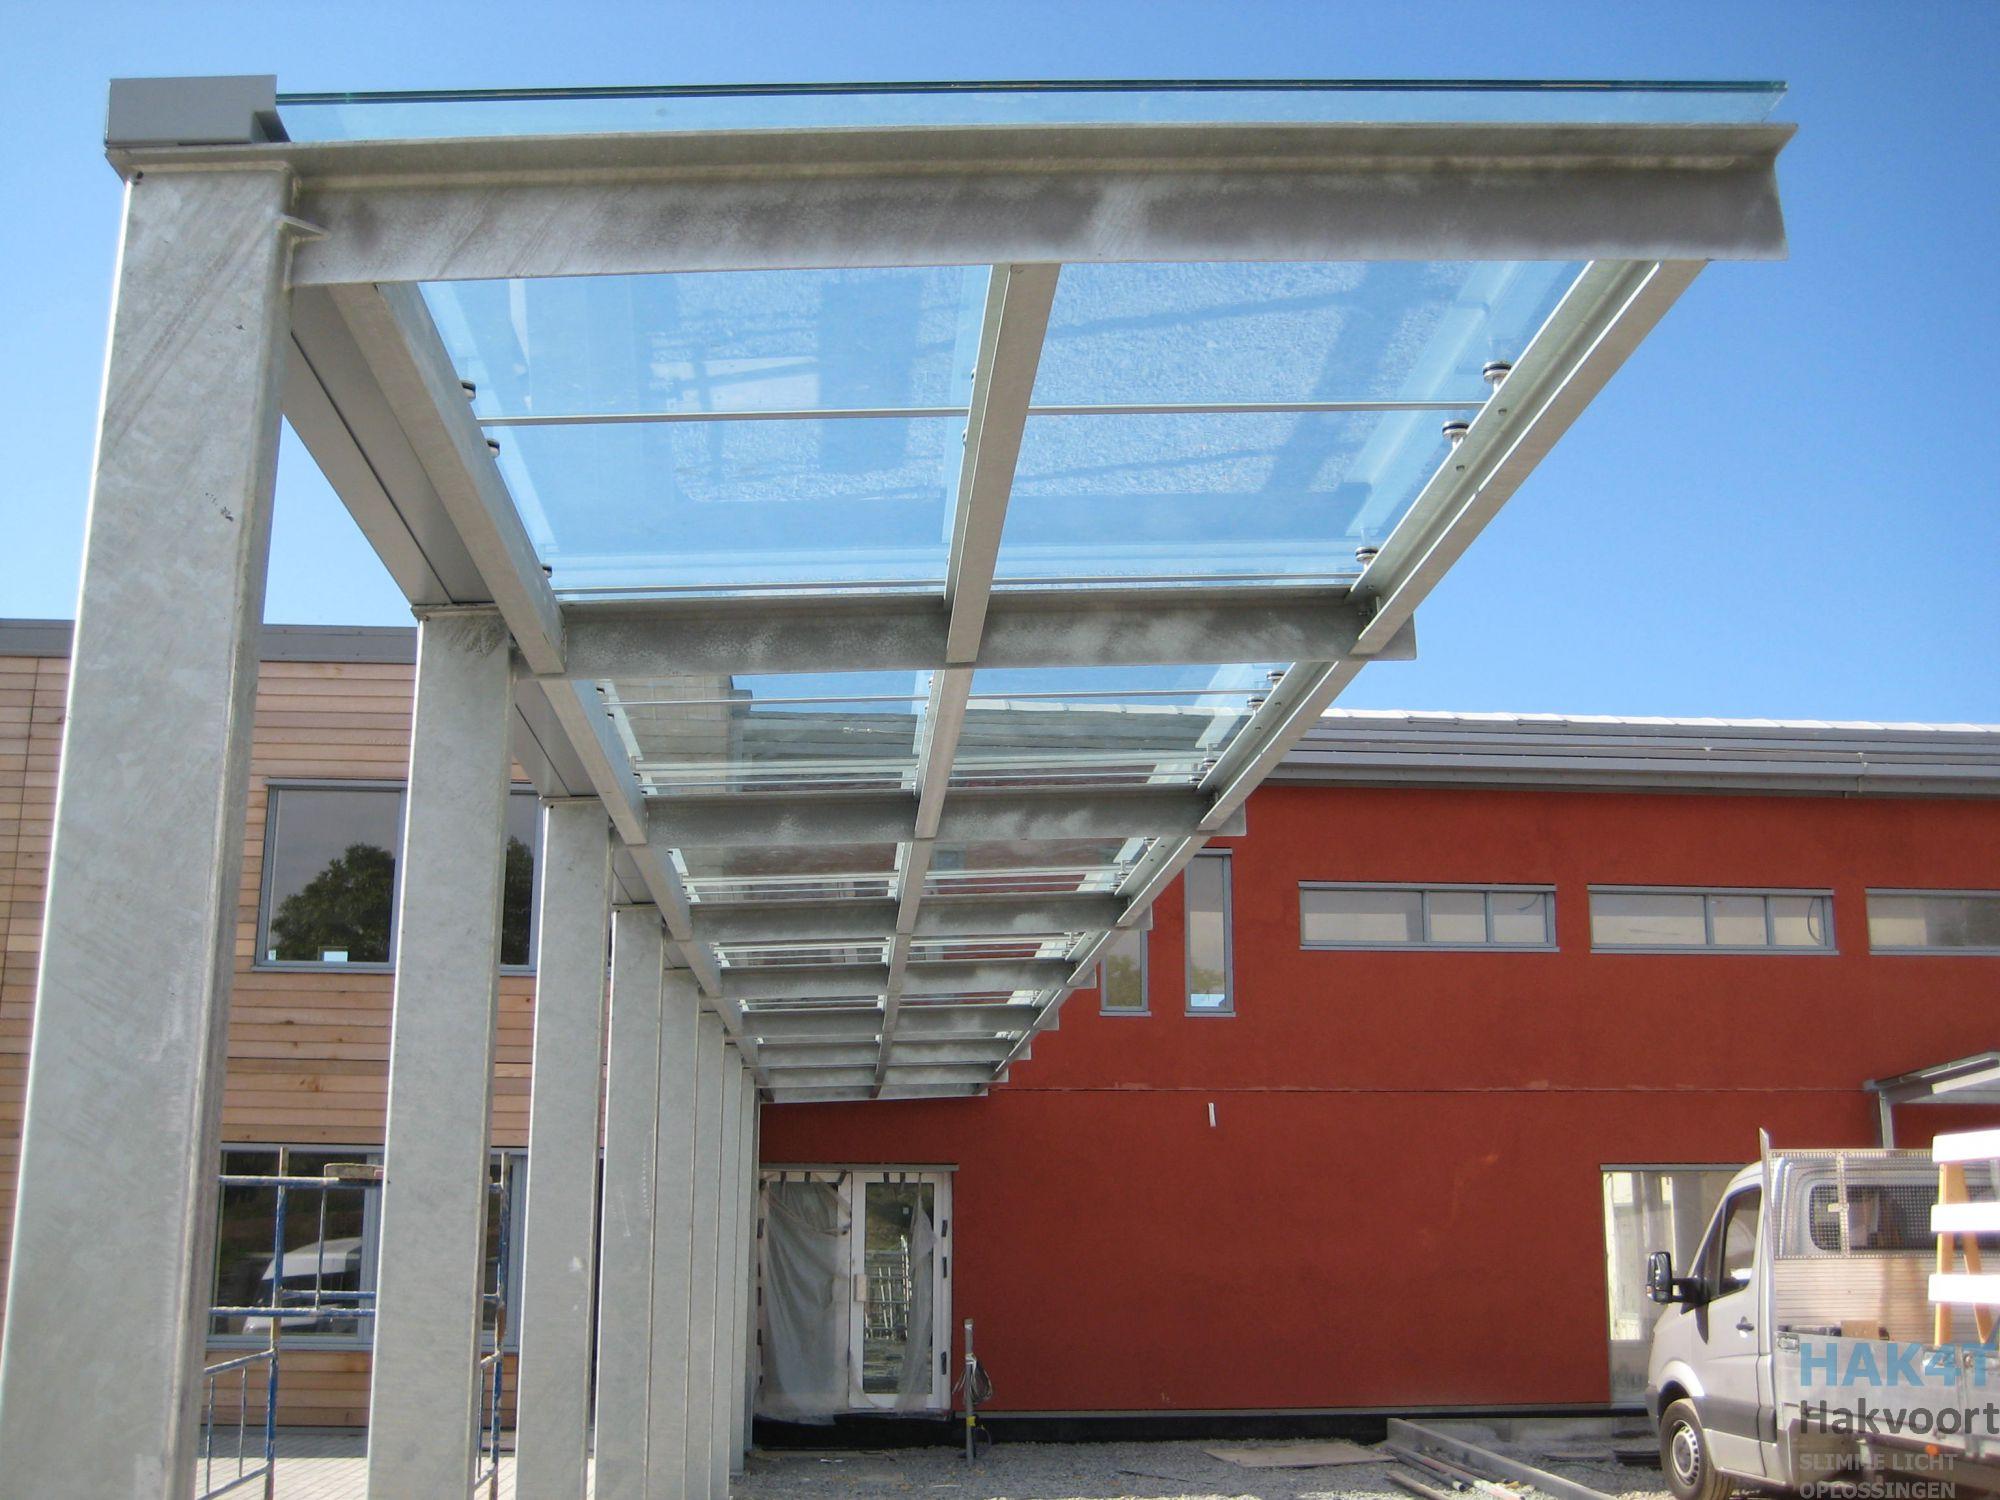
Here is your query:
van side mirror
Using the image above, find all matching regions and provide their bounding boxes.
[1646,1250,1701,1305]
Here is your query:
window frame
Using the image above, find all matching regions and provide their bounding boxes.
[1587,885,1837,955]
[1184,849,1234,1016]
[254,779,543,974]
[1864,888,2000,957]
[1095,924,1149,1017]
[1298,882,1558,952]
[209,1142,527,1351]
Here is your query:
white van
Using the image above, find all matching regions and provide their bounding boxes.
[1645,1147,1998,1499]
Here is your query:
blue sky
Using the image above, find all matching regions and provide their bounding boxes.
[2,1,1994,721]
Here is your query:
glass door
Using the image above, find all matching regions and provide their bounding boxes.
[846,1171,951,1411]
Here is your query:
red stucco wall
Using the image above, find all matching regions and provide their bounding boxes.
[759,784,2000,1413]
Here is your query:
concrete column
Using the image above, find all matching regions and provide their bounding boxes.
[0,167,292,1500]
[708,1055,746,1494]
[513,803,613,1499]
[731,1081,759,1466]
[643,971,701,1499]
[594,910,668,1500]
[682,1014,728,1499]
[364,609,516,1498]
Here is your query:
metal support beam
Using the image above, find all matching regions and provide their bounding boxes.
[0,167,292,1500]
[649,786,1226,849]
[593,910,667,1500]
[560,587,1406,678]
[514,804,613,1499]
[694,892,1129,944]
[742,1004,1032,1043]
[644,969,702,1497]
[683,1015,728,1500]
[106,121,1795,284]
[709,1055,747,1495]
[367,609,517,1496]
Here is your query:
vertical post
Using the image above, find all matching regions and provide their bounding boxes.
[364,609,515,1497]
[513,803,614,1499]
[709,1054,746,1495]
[645,970,701,1499]
[683,1013,727,1500]
[0,167,292,1500]
[730,1078,757,1468]
[593,910,666,1500]
[740,1094,761,1456]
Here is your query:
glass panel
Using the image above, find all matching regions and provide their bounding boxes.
[1602,1169,1734,1402]
[1770,894,1832,949]
[487,416,962,594]
[1708,894,1769,948]
[605,671,927,794]
[281,81,1786,143]
[997,409,1447,584]
[212,1148,375,1340]
[1869,892,2000,951]
[1301,887,1422,945]
[262,787,402,964]
[425,268,985,421]
[860,1180,936,1397]
[1591,891,1706,948]
[1490,891,1551,946]
[1034,261,1580,407]
[1425,891,1487,945]
[1099,927,1148,1014]
[501,793,537,966]
[677,843,901,903]
[956,664,1274,787]
[926,837,1151,896]
[720,941,889,969]
[480,1154,521,1342]
[1185,854,1231,1012]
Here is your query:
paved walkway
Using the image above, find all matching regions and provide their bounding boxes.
[194,1430,521,1499]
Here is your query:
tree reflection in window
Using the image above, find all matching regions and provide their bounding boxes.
[269,842,397,963]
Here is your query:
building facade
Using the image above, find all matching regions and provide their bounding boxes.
[4,620,1996,1426]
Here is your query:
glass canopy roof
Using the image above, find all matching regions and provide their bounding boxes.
[281,76,1791,1099]
[278,79,1784,141]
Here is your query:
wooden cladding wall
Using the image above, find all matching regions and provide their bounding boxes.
[0,652,537,1426]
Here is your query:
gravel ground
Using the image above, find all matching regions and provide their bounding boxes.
[735,1439,1554,1500]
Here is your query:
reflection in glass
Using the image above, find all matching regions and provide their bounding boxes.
[1185,853,1232,1012]
[263,788,401,964]
[211,1148,374,1339]
[501,795,538,966]
[1868,892,2000,952]
[1098,927,1148,1013]
[1602,1168,1734,1400]
[1590,891,1706,948]
[861,1181,936,1399]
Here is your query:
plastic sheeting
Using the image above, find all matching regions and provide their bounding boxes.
[758,1179,849,1422]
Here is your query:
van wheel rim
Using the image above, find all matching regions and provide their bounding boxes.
[1670,1423,1702,1487]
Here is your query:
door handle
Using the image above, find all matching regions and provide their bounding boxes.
[1736,1317,1755,1333]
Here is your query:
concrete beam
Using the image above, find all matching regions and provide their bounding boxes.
[367,610,517,1496]
[101,121,1795,282]
[683,1015,728,1499]
[709,1055,746,1494]
[593,910,666,1500]
[514,804,613,1499]
[644,970,701,1496]
[0,167,293,1500]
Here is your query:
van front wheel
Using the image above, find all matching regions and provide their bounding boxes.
[1661,1399,1734,1500]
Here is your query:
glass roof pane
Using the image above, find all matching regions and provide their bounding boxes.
[604,671,927,794]
[1032,261,1580,407]
[676,843,900,903]
[955,664,1276,787]
[281,81,1784,142]
[424,269,986,421]
[927,837,1152,896]
[488,416,961,593]
[995,409,1448,584]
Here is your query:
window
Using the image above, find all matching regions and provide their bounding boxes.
[211,1145,524,1347]
[1867,891,2000,954]
[1589,888,1834,952]
[1706,1187,1762,1295]
[1185,852,1232,1014]
[258,784,541,970]
[1602,1166,1735,1401]
[1300,884,1555,949]
[1097,926,1148,1015]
